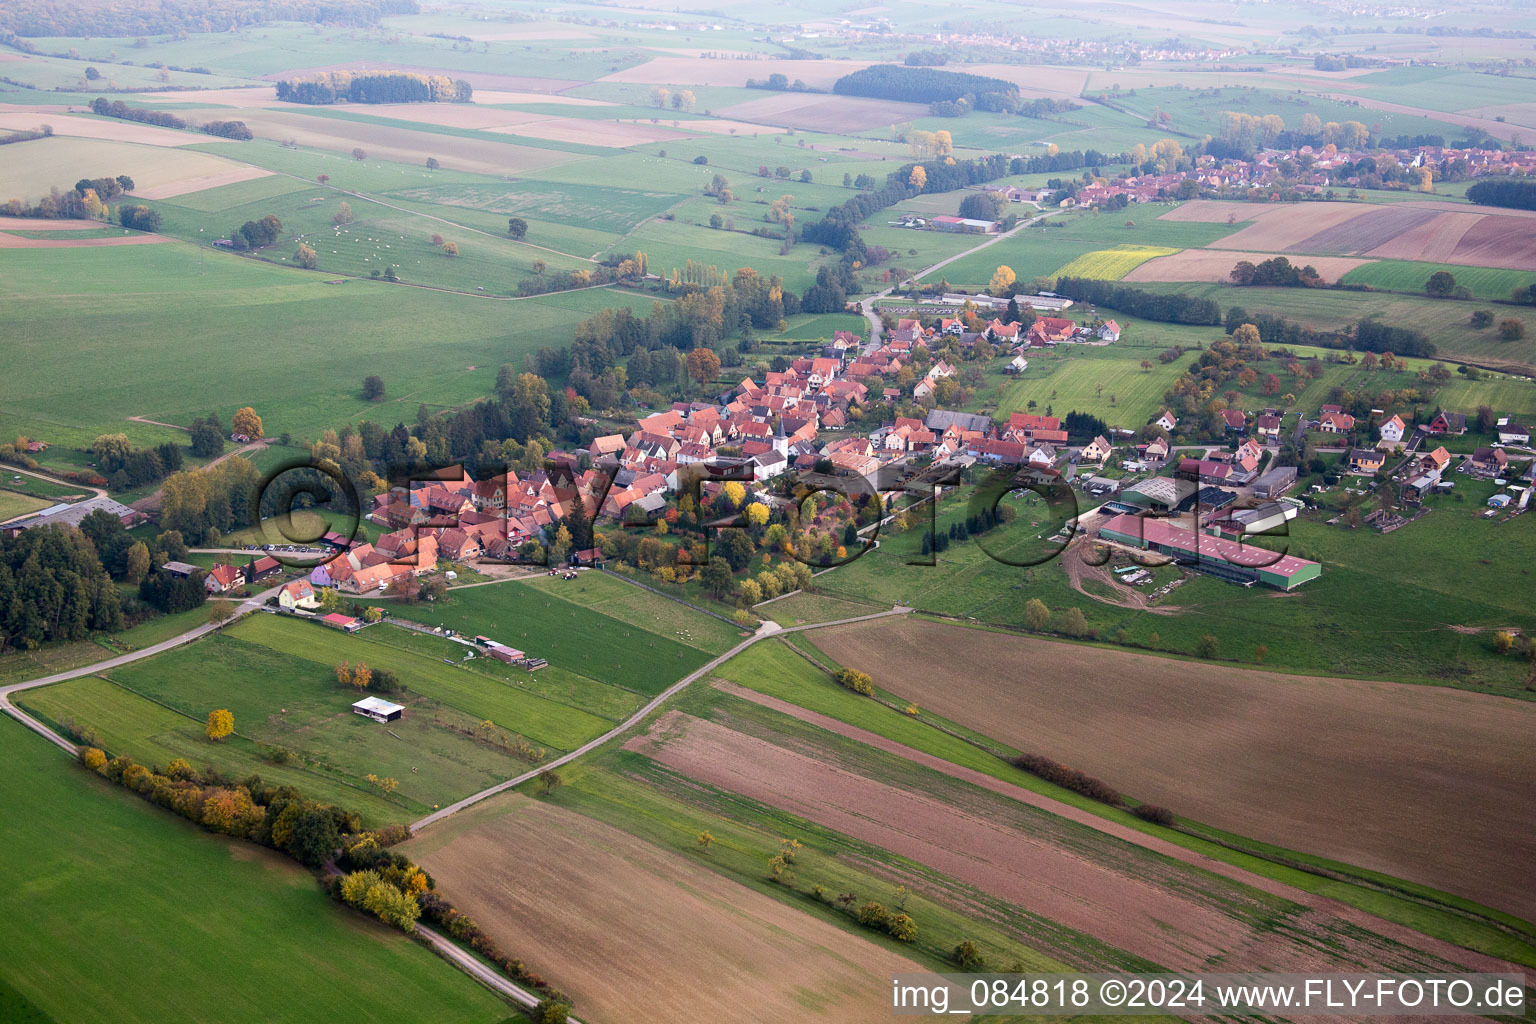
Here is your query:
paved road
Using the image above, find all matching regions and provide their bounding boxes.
[0,584,282,754]
[417,924,584,1021]
[409,605,912,832]
[0,466,107,526]
[858,206,1064,346]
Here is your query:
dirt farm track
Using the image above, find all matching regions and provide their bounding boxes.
[809,618,1536,921]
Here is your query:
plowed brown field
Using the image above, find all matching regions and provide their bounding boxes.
[809,618,1536,920]
[406,796,938,1024]
[1124,249,1372,283]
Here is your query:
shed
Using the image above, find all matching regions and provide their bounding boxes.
[352,696,404,722]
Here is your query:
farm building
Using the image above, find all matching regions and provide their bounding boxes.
[352,696,404,723]
[3,495,145,535]
[1121,477,1198,513]
[1096,513,1321,590]
[1196,486,1237,511]
[1498,423,1531,446]
[929,215,995,233]
[321,613,362,632]
[1252,465,1298,499]
[161,561,200,578]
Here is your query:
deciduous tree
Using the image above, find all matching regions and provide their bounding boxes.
[205,708,234,741]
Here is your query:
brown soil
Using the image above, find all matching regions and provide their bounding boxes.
[809,617,1536,921]
[0,232,170,248]
[132,166,274,200]
[717,92,930,133]
[1366,211,1482,262]
[1123,248,1372,284]
[405,795,939,1024]
[1208,202,1377,251]
[629,709,1514,976]
[709,678,1516,972]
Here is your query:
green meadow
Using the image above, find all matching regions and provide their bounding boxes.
[0,717,510,1024]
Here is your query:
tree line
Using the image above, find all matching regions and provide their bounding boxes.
[88,99,251,139]
[1052,277,1223,325]
[1,0,417,36]
[0,524,123,651]
[802,149,1111,257]
[1467,178,1536,211]
[275,71,472,104]
[831,64,1017,105]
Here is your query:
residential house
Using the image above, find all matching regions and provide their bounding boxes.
[1347,448,1386,475]
[1078,435,1113,465]
[1005,354,1029,374]
[1255,413,1282,442]
[1026,316,1077,347]
[278,579,320,610]
[204,563,244,594]
[1097,320,1121,342]
[1497,422,1531,446]
[1154,410,1178,432]
[1318,410,1356,434]
[1428,410,1467,436]
[1221,409,1247,433]
[1469,446,1509,476]
[1378,414,1406,446]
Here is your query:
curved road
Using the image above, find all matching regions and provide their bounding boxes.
[859,205,1062,347]
[0,584,283,753]
[410,604,911,832]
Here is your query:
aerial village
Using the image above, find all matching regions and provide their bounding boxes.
[78,295,1514,615]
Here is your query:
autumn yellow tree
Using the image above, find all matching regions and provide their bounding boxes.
[744,501,770,528]
[909,166,927,190]
[335,660,352,686]
[988,265,1017,297]
[721,480,747,509]
[295,242,317,270]
[686,346,721,385]
[231,407,263,439]
[351,662,372,690]
[124,540,150,583]
[206,708,234,742]
[441,241,458,256]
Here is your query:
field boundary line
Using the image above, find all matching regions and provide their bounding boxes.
[408,604,912,833]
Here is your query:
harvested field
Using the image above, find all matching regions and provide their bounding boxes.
[1156,200,1269,223]
[131,86,283,107]
[716,92,929,133]
[809,617,1536,920]
[219,110,577,175]
[474,90,612,107]
[0,217,97,230]
[0,112,200,147]
[600,56,873,91]
[485,116,689,147]
[1448,214,1536,270]
[132,165,274,200]
[1292,204,1439,255]
[710,679,1518,972]
[623,116,787,135]
[352,103,549,130]
[406,796,933,1024]
[1124,248,1373,283]
[1366,211,1482,262]
[0,136,257,202]
[0,231,171,248]
[261,63,582,94]
[628,710,1507,975]
[1209,202,1377,251]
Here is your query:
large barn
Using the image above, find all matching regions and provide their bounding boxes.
[1096,513,1321,590]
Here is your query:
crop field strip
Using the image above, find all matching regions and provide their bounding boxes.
[806,617,1536,922]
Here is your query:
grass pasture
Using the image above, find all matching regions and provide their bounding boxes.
[0,241,658,443]
[0,718,508,1024]
[0,490,50,522]
[363,578,718,697]
[994,334,1200,428]
[1339,260,1533,301]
